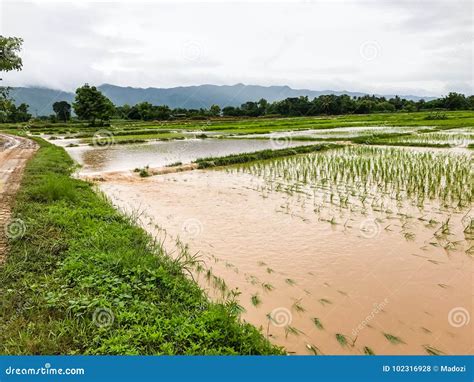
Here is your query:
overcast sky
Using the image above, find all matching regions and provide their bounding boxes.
[0,0,472,96]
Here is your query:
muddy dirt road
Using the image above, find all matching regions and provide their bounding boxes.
[0,134,38,261]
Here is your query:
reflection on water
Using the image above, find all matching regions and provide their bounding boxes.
[63,139,312,174]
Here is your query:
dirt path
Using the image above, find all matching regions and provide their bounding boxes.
[0,134,38,262]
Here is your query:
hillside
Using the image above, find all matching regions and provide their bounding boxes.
[10,84,436,116]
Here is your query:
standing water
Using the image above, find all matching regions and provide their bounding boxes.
[95,145,473,355]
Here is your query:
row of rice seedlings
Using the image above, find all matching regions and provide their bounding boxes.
[230,146,472,211]
[227,146,472,249]
[385,130,474,147]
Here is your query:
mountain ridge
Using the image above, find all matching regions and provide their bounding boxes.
[10,83,437,116]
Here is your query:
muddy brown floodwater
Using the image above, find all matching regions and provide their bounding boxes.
[98,166,473,356]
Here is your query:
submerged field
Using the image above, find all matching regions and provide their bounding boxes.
[99,144,472,355]
[1,111,473,355]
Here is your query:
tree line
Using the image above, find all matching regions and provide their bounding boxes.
[4,84,474,126]
[44,87,474,125]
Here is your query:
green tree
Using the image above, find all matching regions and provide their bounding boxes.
[0,100,31,123]
[0,36,23,74]
[73,84,115,125]
[10,103,31,122]
[53,101,71,122]
[209,104,221,117]
[0,36,25,122]
[442,92,468,110]
[257,98,269,115]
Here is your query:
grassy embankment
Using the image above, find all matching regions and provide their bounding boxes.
[0,138,282,355]
[194,143,338,168]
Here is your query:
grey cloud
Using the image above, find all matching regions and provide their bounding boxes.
[0,0,471,96]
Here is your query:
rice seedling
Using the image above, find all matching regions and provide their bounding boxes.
[363,346,375,355]
[305,343,321,355]
[285,325,303,338]
[227,144,471,252]
[251,293,262,307]
[311,317,324,330]
[205,269,212,282]
[424,345,444,355]
[262,282,275,292]
[383,333,405,345]
[285,278,296,286]
[291,298,305,313]
[319,298,332,306]
[336,333,348,347]
[246,275,259,285]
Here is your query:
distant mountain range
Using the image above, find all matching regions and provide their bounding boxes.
[10,83,437,116]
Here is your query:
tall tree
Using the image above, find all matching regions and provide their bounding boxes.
[443,92,468,110]
[209,104,221,117]
[73,84,115,125]
[0,36,24,121]
[53,101,71,122]
[0,36,23,74]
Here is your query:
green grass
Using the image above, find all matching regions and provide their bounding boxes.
[7,111,474,143]
[194,143,338,168]
[0,138,282,355]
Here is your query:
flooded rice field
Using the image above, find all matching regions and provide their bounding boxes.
[93,144,473,355]
[386,129,474,147]
[58,138,312,174]
[234,125,426,139]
